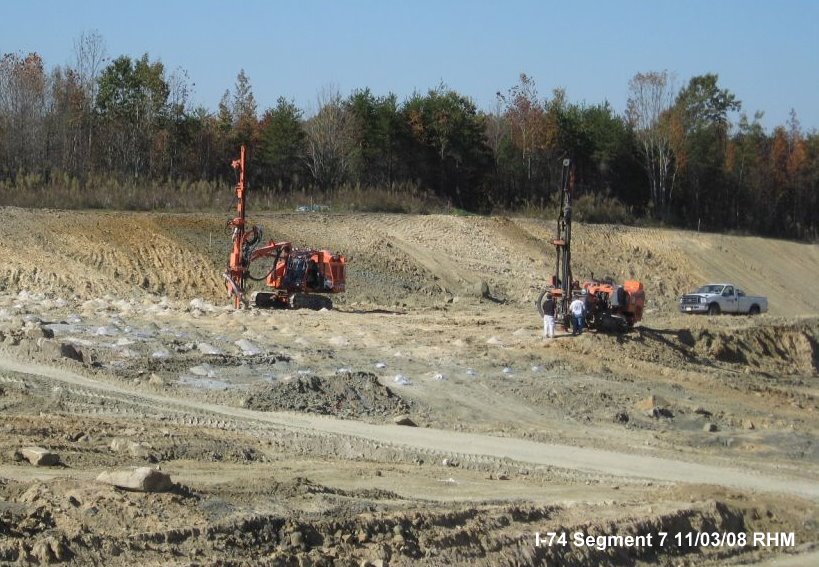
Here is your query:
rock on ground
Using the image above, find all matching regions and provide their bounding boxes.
[21,446,60,466]
[96,467,173,492]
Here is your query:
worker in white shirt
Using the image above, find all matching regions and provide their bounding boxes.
[569,294,586,336]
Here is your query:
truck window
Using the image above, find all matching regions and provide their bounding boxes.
[723,286,734,296]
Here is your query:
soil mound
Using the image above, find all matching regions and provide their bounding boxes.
[243,372,410,420]
[691,322,819,374]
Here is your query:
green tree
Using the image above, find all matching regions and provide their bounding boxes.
[670,73,740,227]
[345,89,404,187]
[724,112,765,229]
[403,85,491,208]
[96,53,169,176]
[258,96,306,189]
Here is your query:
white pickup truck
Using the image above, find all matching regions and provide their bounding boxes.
[679,283,768,315]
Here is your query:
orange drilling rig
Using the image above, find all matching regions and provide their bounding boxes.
[224,146,346,309]
[536,159,645,332]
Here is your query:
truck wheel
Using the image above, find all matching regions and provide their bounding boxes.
[708,303,721,316]
[749,304,760,315]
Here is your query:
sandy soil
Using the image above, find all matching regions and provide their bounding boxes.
[0,207,816,565]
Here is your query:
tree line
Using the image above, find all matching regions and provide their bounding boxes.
[0,33,816,240]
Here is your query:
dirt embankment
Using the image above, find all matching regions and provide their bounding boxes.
[0,207,817,565]
[1,207,817,316]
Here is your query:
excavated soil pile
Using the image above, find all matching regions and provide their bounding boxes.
[243,372,411,420]
[0,478,810,567]
[690,321,819,374]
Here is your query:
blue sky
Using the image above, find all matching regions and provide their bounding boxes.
[2,0,817,131]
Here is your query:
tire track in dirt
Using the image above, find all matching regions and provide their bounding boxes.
[2,354,816,500]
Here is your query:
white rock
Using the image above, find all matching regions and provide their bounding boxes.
[393,374,411,386]
[189,364,216,378]
[189,298,216,312]
[234,338,262,356]
[393,414,416,426]
[110,438,150,458]
[95,326,118,336]
[196,342,222,355]
[375,362,387,369]
[21,447,60,466]
[96,467,173,492]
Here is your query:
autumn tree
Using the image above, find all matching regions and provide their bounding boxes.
[71,30,106,173]
[627,70,676,218]
[501,74,544,181]
[47,65,88,175]
[779,111,811,237]
[724,112,766,228]
[304,87,357,190]
[231,69,257,147]
[0,52,48,173]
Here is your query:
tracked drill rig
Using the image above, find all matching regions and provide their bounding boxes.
[224,146,346,310]
[535,159,645,332]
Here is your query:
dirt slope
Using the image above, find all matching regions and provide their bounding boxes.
[0,207,816,317]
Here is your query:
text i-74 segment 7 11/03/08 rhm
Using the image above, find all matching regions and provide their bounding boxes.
[535,530,796,551]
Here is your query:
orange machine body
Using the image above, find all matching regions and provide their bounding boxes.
[266,247,346,294]
[581,278,645,330]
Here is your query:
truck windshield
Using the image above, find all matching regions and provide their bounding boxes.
[696,285,724,294]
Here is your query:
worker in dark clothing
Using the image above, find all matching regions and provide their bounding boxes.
[542,293,556,339]
[306,259,319,289]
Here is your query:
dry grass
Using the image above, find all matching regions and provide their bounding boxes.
[0,172,628,223]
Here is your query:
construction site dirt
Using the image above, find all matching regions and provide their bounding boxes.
[0,208,817,565]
